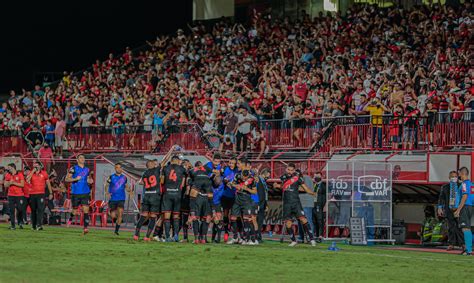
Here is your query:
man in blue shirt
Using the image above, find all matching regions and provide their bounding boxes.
[65,154,94,234]
[454,167,473,255]
[105,163,130,235]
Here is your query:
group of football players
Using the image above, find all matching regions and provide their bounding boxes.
[67,145,317,247]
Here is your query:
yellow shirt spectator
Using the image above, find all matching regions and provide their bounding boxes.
[364,101,389,127]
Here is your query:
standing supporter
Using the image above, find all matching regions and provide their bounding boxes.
[235,107,257,152]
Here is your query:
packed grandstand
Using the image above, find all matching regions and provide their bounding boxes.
[0,3,472,159]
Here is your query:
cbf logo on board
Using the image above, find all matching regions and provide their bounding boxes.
[329,176,352,196]
[357,175,391,196]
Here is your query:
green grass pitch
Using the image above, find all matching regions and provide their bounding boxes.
[0,224,471,282]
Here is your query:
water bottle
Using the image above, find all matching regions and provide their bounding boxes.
[328,241,339,251]
[268,231,273,238]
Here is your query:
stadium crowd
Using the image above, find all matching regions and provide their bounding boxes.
[0,3,473,155]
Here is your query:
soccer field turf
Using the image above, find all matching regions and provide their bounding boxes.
[0,224,471,283]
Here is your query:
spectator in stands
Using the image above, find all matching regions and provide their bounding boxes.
[250,129,268,159]
[219,136,235,157]
[223,106,238,144]
[25,125,44,148]
[38,143,54,173]
[54,115,66,157]
[44,120,55,149]
[364,98,390,150]
[235,107,257,152]
[403,100,420,153]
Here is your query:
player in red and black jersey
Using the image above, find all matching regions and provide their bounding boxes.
[179,159,193,242]
[279,163,317,247]
[133,146,176,241]
[188,161,213,244]
[161,155,186,242]
[227,169,258,245]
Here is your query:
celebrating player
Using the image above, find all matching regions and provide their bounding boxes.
[189,161,213,244]
[227,169,258,245]
[65,154,94,235]
[161,155,186,242]
[279,163,317,247]
[104,163,131,235]
[134,146,175,241]
[221,157,238,242]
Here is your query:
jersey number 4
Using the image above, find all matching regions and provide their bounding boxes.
[169,170,177,182]
[143,176,157,189]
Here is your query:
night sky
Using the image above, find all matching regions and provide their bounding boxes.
[0,0,192,94]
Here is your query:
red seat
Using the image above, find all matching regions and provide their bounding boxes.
[91,200,108,227]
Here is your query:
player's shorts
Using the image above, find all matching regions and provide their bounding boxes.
[459,205,473,229]
[282,200,305,220]
[71,194,90,209]
[250,202,259,215]
[141,192,161,214]
[212,203,223,215]
[231,197,253,217]
[181,194,190,213]
[192,179,212,194]
[108,200,125,211]
[161,193,181,213]
[221,196,235,211]
[191,195,211,218]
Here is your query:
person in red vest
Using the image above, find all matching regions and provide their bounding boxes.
[26,161,53,231]
[4,163,25,230]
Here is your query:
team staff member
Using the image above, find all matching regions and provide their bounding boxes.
[437,170,463,250]
[455,167,473,256]
[256,169,270,242]
[65,154,94,235]
[161,155,186,242]
[313,171,326,241]
[4,163,25,230]
[105,163,131,236]
[26,161,53,231]
[22,167,31,226]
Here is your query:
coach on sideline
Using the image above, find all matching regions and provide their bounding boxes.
[26,161,53,230]
[437,170,463,250]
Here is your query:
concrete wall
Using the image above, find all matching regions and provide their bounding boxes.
[193,0,235,20]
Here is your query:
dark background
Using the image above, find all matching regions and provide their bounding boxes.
[0,0,192,95]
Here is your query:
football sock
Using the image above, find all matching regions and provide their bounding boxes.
[135,216,146,237]
[193,220,200,240]
[464,230,472,253]
[164,219,171,239]
[146,218,156,238]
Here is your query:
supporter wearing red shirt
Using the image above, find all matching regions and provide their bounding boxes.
[4,163,25,229]
[26,161,53,230]
[294,77,308,102]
